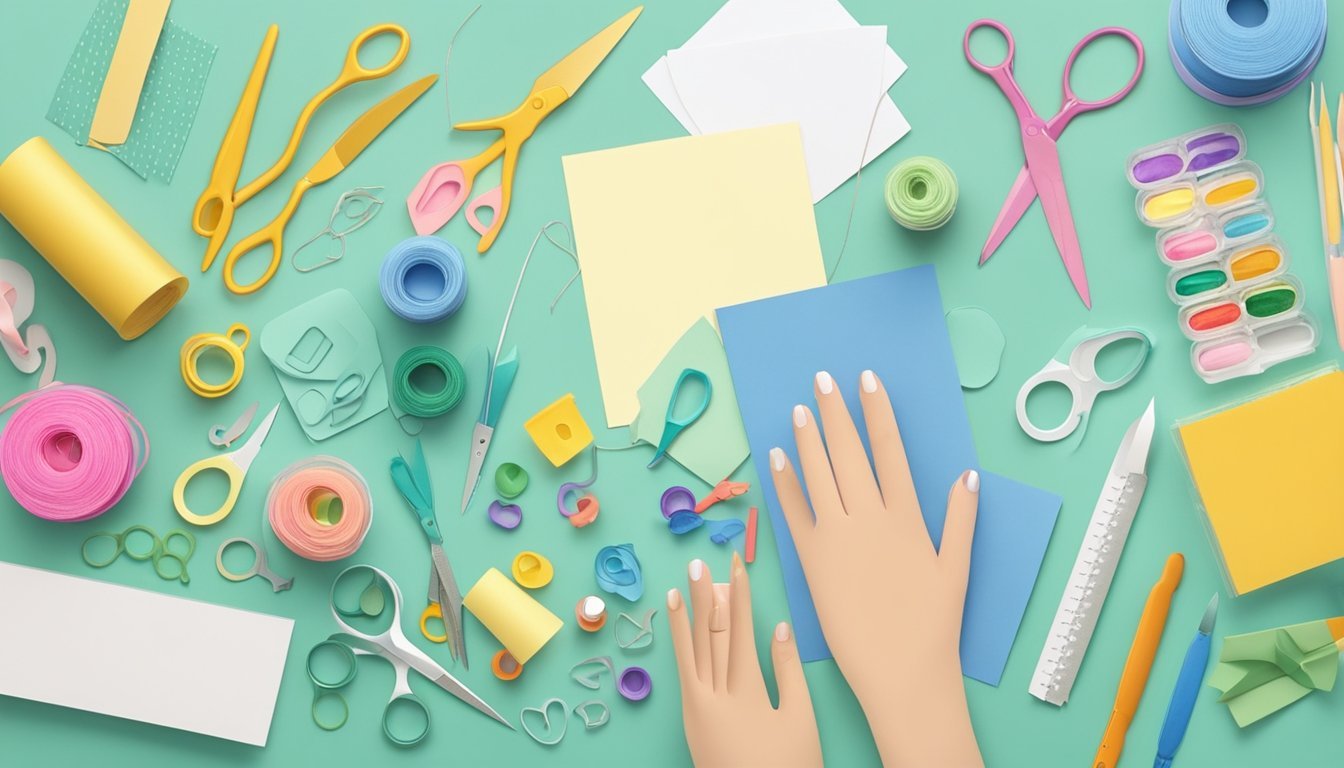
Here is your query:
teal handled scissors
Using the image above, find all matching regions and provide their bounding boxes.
[307,633,431,747]
[329,565,512,732]
[173,404,280,526]
[460,346,518,514]
[390,440,468,667]
[648,368,711,468]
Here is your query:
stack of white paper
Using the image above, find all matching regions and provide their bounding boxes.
[642,0,910,203]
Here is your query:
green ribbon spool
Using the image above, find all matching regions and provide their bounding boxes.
[392,345,466,418]
[884,156,959,231]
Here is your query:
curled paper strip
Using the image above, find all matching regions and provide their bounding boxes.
[570,656,615,690]
[595,544,643,601]
[0,259,56,386]
[292,187,385,273]
[267,456,373,561]
[209,401,258,447]
[180,323,249,398]
[615,609,657,650]
[520,698,568,746]
[573,699,610,729]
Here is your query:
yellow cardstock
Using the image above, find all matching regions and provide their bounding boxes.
[561,124,826,427]
[463,568,563,665]
[90,0,172,146]
[1177,370,1344,594]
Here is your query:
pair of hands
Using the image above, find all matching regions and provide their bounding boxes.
[666,370,983,767]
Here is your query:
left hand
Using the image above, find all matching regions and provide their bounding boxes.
[667,553,822,768]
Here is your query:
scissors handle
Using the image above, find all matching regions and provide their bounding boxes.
[236,24,409,204]
[224,177,313,295]
[1059,27,1144,120]
[406,139,504,237]
[419,602,448,644]
[173,455,245,526]
[384,692,430,747]
[1015,364,1086,442]
[964,19,1016,75]
[193,191,235,272]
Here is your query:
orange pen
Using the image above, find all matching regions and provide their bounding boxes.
[1093,553,1184,768]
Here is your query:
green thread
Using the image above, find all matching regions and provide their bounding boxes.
[884,156,958,231]
[392,346,466,418]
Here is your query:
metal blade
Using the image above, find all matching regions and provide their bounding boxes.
[1199,594,1219,636]
[460,422,494,514]
[1108,398,1155,479]
[306,74,438,184]
[532,7,642,97]
[427,671,514,730]
[981,165,1037,263]
[230,403,280,472]
[1022,127,1090,306]
[430,543,467,669]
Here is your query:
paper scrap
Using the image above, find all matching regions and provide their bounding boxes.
[718,266,1060,686]
[90,0,172,146]
[1209,617,1344,727]
[665,26,909,202]
[945,307,1005,389]
[643,0,906,134]
[562,124,826,427]
[1176,370,1344,595]
[631,318,749,485]
[0,561,292,746]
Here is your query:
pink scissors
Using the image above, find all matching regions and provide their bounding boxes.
[966,20,1144,308]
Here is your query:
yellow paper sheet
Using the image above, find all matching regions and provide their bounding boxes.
[1177,370,1344,594]
[90,0,172,146]
[562,124,826,427]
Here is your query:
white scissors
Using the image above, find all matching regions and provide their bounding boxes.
[329,564,513,732]
[1016,326,1151,442]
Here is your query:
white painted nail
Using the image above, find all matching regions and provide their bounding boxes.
[861,370,878,394]
[965,469,980,493]
[775,622,790,642]
[689,559,704,581]
[770,447,786,472]
[793,405,808,428]
[667,588,682,610]
[816,370,834,394]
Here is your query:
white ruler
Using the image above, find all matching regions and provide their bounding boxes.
[1028,469,1147,705]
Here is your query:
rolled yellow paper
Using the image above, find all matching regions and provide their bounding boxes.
[0,137,187,340]
[463,567,563,664]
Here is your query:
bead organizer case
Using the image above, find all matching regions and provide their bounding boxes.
[1126,124,1318,383]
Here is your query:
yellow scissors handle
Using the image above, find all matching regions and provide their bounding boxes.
[419,602,448,644]
[236,24,410,204]
[223,177,315,295]
[173,455,245,526]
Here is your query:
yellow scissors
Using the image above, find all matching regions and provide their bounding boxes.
[406,6,642,252]
[193,24,410,273]
[173,404,280,526]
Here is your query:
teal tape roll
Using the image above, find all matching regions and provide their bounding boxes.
[392,346,466,418]
[884,157,958,231]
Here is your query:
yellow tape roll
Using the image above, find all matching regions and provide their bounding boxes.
[180,323,250,398]
[0,137,187,340]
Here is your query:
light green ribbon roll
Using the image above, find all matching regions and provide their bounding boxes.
[392,346,466,418]
[884,156,958,231]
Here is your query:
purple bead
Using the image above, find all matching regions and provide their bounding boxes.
[618,666,652,701]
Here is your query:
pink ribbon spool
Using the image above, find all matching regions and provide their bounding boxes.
[267,456,373,561]
[0,384,147,522]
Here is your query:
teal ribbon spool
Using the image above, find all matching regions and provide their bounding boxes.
[884,156,958,231]
[392,346,466,418]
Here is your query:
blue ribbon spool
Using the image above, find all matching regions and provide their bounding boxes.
[379,236,468,323]
[1168,0,1326,106]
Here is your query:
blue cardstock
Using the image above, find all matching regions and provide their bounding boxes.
[717,265,1059,686]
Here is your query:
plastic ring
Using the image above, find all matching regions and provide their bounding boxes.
[121,525,161,561]
[80,531,122,568]
[312,690,349,732]
[216,537,260,582]
[179,323,250,398]
[162,528,196,560]
[492,649,524,681]
[382,696,430,747]
[152,551,190,584]
[307,640,358,689]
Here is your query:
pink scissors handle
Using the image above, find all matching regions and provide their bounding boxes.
[964,20,1038,126]
[406,160,474,236]
[1056,27,1144,129]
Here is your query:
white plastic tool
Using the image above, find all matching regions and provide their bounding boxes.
[1029,398,1156,705]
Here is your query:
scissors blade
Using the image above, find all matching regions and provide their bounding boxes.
[305,74,438,184]
[980,110,1070,265]
[429,543,467,668]
[460,422,494,514]
[1022,128,1090,307]
[392,639,514,730]
[531,6,642,98]
[229,404,280,472]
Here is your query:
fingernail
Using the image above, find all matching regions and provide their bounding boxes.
[775,622,791,642]
[731,551,744,575]
[815,370,834,395]
[689,559,704,581]
[965,469,980,493]
[667,588,682,610]
[770,447,786,472]
[861,370,877,393]
[793,405,808,428]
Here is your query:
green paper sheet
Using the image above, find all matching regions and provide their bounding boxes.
[630,318,749,486]
[46,0,216,181]
[1210,619,1342,727]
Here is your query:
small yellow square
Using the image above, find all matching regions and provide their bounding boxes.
[524,394,594,467]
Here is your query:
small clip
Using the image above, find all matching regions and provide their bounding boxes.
[615,609,657,651]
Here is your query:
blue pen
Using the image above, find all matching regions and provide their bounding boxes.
[1154,594,1219,768]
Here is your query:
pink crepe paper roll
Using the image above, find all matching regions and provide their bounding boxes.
[267,456,373,561]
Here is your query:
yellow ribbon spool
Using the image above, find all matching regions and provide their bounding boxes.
[180,323,250,398]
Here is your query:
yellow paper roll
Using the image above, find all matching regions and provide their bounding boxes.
[463,568,563,665]
[0,137,187,340]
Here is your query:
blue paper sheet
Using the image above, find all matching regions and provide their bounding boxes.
[717,265,1059,686]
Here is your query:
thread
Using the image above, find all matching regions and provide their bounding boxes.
[379,236,467,323]
[266,456,373,561]
[1168,0,1325,106]
[392,345,465,418]
[884,156,958,230]
[0,384,147,522]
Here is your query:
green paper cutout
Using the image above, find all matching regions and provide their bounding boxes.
[1209,619,1341,727]
[46,0,216,182]
[945,307,1005,390]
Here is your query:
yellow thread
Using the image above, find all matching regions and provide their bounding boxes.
[180,323,249,398]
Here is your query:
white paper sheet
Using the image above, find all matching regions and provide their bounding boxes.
[0,562,294,746]
[642,0,907,134]
[666,27,910,202]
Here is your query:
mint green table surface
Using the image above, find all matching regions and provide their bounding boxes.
[2,0,1342,765]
